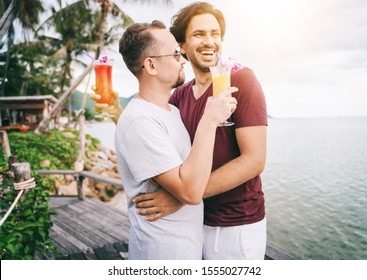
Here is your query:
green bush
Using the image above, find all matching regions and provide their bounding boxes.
[0,172,57,259]
[0,129,102,169]
[3,130,79,170]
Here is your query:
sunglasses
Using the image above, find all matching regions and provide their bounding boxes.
[141,47,182,68]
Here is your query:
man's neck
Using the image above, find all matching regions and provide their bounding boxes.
[138,85,171,111]
[192,71,212,100]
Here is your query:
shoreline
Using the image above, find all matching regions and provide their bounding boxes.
[85,121,117,151]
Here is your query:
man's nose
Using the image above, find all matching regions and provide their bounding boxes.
[203,34,215,45]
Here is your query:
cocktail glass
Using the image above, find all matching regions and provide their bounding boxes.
[94,57,114,119]
[209,58,234,126]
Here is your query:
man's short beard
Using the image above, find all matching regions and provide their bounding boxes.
[191,59,214,73]
[173,77,185,88]
[173,72,185,88]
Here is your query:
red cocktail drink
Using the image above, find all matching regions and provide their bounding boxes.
[94,56,114,118]
[94,62,113,104]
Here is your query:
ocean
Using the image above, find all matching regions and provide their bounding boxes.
[85,116,367,260]
[263,117,367,260]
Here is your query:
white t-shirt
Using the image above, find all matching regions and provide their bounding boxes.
[115,98,203,260]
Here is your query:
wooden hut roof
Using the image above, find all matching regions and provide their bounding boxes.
[0,95,58,103]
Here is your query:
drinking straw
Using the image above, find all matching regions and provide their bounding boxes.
[218,53,223,65]
[82,50,94,61]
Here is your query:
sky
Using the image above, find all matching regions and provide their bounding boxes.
[51,0,367,117]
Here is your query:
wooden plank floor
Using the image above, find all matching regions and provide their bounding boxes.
[39,196,130,260]
[39,196,297,260]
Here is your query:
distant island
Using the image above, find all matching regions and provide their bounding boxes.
[71,91,134,112]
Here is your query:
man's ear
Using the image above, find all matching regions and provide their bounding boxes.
[143,58,158,75]
[179,42,186,55]
[179,42,188,60]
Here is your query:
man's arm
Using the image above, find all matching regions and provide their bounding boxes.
[150,90,237,205]
[203,125,267,198]
[134,125,266,220]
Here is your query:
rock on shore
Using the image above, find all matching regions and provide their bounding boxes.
[53,138,127,212]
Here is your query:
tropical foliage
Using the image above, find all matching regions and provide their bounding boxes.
[0,0,135,98]
[0,0,45,41]
[0,129,102,259]
[0,171,56,259]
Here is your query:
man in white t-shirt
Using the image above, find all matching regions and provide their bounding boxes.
[115,20,237,259]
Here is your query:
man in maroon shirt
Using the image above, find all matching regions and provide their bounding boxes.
[133,2,268,260]
[93,2,268,259]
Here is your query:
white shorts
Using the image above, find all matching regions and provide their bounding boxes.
[203,217,267,260]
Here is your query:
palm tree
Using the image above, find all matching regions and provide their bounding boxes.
[36,2,99,96]
[36,1,136,93]
[0,0,45,96]
[35,0,171,134]
[0,0,44,41]
[35,0,135,131]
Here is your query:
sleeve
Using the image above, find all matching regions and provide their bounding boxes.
[231,67,268,128]
[117,117,183,182]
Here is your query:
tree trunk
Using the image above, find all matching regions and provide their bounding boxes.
[0,130,11,157]
[96,0,111,57]
[68,95,72,123]
[0,2,15,96]
[0,0,15,41]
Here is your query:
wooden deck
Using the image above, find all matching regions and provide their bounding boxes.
[39,195,297,260]
[38,196,130,260]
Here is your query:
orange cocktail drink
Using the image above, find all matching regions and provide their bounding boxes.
[209,57,231,96]
[94,61,113,104]
[212,73,231,96]
[209,57,234,126]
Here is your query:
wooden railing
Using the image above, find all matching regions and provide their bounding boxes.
[36,169,123,200]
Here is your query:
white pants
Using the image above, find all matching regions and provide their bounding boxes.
[203,217,267,260]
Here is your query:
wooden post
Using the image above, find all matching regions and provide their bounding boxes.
[8,155,17,177]
[8,155,17,165]
[0,130,11,157]
[11,162,31,182]
[74,111,85,171]
[76,174,85,201]
[11,162,32,201]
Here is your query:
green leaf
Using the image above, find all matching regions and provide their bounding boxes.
[23,209,33,217]
[6,244,16,255]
